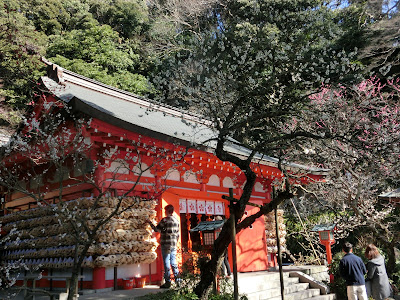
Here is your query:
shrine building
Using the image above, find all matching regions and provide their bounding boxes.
[0,61,328,291]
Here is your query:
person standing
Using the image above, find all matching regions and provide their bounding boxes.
[147,204,180,288]
[364,244,393,300]
[339,242,368,300]
[215,216,231,278]
[222,249,231,278]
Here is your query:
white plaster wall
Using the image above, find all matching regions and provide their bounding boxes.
[207,174,220,186]
[222,177,234,188]
[254,182,265,192]
[106,262,156,280]
[107,160,129,174]
[132,163,155,178]
[183,171,199,183]
[31,268,93,281]
[164,168,180,181]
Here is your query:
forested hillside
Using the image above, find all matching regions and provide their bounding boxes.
[0,0,198,130]
[0,0,399,132]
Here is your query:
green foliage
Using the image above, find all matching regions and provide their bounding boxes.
[0,0,47,109]
[60,0,94,30]
[284,214,309,259]
[46,23,151,95]
[47,24,136,70]
[284,210,338,262]
[329,251,347,300]
[132,276,198,300]
[136,262,247,300]
[18,0,95,33]
[332,1,370,54]
[89,0,149,39]
[49,55,150,95]
[0,110,22,127]
[136,285,248,300]
[18,0,69,35]
[0,0,156,114]
[136,289,198,300]
[393,261,400,293]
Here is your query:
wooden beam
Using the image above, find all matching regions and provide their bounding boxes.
[6,183,94,209]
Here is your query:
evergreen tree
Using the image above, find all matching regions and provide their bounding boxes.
[47,22,150,95]
[0,0,46,111]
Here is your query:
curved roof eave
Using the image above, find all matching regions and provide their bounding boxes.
[379,188,400,200]
[40,59,330,176]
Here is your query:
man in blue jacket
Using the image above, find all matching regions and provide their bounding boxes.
[339,242,368,300]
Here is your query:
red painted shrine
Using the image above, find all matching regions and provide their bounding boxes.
[0,61,328,290]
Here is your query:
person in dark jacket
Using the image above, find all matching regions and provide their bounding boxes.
[222,249,231,277]
[364,244,393,300]
[339,242,368,300]
[147,204,180,288]
[215,216,231,278]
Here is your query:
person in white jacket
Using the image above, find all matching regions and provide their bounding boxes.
[364,244,393,300]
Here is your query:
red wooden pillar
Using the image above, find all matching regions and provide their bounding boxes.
[186,213,192,251]
[269,253,277,268]
[321,241,333,265]
[197,214,203,244]
[93,166,105,195]
[321,240,334,283]
[154,173,163,196]
[36,269,49,288]
[154,194,163,284]
[93,267,106,289]
[89,147,105,196]
[91,151,106,289]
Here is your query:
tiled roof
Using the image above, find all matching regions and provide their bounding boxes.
[311,224,336,232]
[40,60,329,175]
[379,188,400,200]
[41,75,216,148]
[190,220,225,232]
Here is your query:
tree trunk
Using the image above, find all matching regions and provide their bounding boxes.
[193,183,294,298]
[67,266,81,300]
[384,238,399,277]
[67,241,91,300]
[194,222,234,299]
[192,138,294,298]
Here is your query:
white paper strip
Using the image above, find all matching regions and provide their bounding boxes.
[215,201,224,215]
[197,200,206,214]
[206,201,214,215]
[179,199,187,213]
[187,199,197,213]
